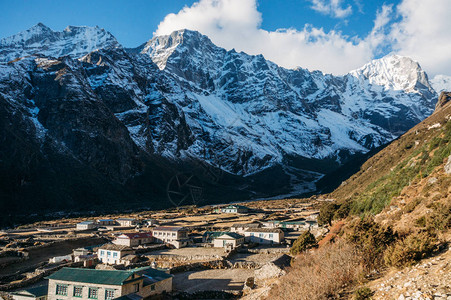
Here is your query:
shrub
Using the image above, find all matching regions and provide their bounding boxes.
[415,216,426,228]
[290,230,318,255]
[266,240,364,300]
[404,197,424,213]
[346,217,396,271]
[384,231,438,267]
[318,202,339,226]
[354,286,373,300]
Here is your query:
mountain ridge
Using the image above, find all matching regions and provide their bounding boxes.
[0,24,441,219]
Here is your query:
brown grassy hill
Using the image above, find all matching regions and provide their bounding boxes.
[261,92,451,300]
[328,92,451,219]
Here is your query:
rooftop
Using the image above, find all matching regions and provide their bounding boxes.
[11,285,48,298]
[117,218,136,221]
[98,244,133,251]
[46,267,171,286]
[244,228,283,233]
[231,223,261,228]
[153,226,187,232]
[215,232,244,240]
[78,221,94,225]
[117,232,153,239]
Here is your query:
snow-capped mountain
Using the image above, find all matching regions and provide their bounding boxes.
[0,24,439,214]
[431,74,451,93]
[0,23,120,63]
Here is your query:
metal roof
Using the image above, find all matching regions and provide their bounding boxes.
[11,285,48,297]
[46,267,171,286]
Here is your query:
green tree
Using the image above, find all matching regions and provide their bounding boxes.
[318,202,339,226]
[290,230,318,255]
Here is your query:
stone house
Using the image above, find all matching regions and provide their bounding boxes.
[76,221,96,231]
[11,285,48,300]
[116,218,137,227]
[230,223,261,235]
[97,219,116,226]
[244,228,284,244]
[212,232,244,250]
[152,226,188,244]
[46,267,172,300]
[97,244,134,265]
[113,232,153,247]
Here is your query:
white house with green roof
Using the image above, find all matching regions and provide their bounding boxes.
[212,232,244,250]
[11,285,48,300]
[46,267,172,300]
[221,205,249,214]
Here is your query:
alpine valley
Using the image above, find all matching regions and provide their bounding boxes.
[0,23,439,222]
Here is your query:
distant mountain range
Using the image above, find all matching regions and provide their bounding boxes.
[0,23,440,222]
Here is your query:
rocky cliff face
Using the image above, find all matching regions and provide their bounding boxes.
[0,24,439,218]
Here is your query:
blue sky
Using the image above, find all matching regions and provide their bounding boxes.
[1,0,450,78]
[0,0,396,47]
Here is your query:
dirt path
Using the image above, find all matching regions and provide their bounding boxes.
[369,247,451,299]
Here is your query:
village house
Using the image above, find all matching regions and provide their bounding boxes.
[212,232,244,250]
[230,223,261,235]
[76,221,96,231]
[262,220,308,230]
[152,226,190,248]
[244,228,284,244]
[97,219,117,226]
[221,205,249,214]
[11,285,48,300]
[97,244,134,265]
[202,231,227,243]
[116,218,137,227]
[113,232,153,247]
[46,266,172,300]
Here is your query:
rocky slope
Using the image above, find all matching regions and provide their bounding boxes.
[0,24,440,220]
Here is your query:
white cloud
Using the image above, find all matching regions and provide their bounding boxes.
[389,0,451,77]
[309,0,353,18]
[155,0,451,77]
[155,0,374,75]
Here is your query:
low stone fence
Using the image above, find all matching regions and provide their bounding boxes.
[169,259,230,274]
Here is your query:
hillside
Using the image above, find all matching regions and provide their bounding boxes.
[259,93,451,299]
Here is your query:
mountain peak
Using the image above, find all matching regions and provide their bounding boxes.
[350,54,434,93]
[0,24,120,62]
[139,29,216,70]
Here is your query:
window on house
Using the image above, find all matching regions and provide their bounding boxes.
[105,289,115,300]
[73,286,83,297]
[250,233,254,236]
[56,284,68,296]
[88,288,98,299]
[269,234,273,238]
[150,285,155,291]
[259,233,264,238]
[113,252,117,258]
[107,251,111,257]
[172,233,176,236]
[133,283,140,293]
[100,251,104,256]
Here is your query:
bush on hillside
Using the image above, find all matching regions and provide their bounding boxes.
[384,231,438,267]
[266,240,364,300]
[290,230,318,255]
[318,202,339,226]
[353,286,373,300]
[345,217,396,271]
